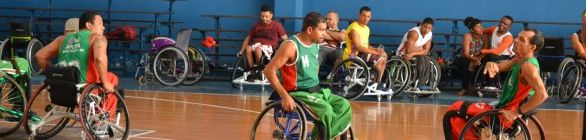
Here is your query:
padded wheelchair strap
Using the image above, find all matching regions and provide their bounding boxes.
[442,110,460,140]
[458,101,472,119]
[268,85,322,101]
[294,86,322,93]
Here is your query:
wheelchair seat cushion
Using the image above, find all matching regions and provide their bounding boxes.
[0,57,31,75]
[44,66,80,107]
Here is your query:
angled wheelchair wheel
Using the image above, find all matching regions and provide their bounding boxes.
[472,64,503,97]
[526,115,545,140]
[557,61,581,104]
[429,57,442,90]
[182,47,206,85]
[0,73,27,137]
[339,127,354,140]
[556,57,576,82]
[250,101,326,140]
[458,110,531,140]
[27,38,44,76]
[230,55,248,88]
[79,84,130,140]
[386,56,411,98]
[153,46,189,86]
[23,84,73,139]
[415,56,442,98]
[231,54,248,88]
[328,58,370,100]
[0,38,8,59]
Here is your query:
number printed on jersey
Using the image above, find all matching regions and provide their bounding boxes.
[301,55,309,68]
[57,60,80,68]
[64,37,84,53]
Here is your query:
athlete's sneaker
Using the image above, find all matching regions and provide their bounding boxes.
[246,71,258,82]
[254,74,266,83]
[578,87,586,98]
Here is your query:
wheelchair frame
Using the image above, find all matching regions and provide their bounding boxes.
[0,32,45,76]
[0,65,29,137]
[134,29,207,86]
[250,98,354,140]
[557,57,586,104]
[23,81,130,139]
[231,48,272,91]
[457,109,545,140]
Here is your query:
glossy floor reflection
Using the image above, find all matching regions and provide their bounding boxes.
[3,77,582,139]
[4,89,583,139]
[125,90,586,139]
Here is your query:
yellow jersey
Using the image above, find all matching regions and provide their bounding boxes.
[343,22,370,59]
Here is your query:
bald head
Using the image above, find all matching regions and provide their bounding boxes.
[326,11,339,30]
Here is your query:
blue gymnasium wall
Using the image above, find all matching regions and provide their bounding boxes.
[0,0,585,76]
[294,0,586,57]
[1,0,585,48]
[0,0,273,37]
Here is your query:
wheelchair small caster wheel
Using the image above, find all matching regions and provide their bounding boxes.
[138,76,147,86]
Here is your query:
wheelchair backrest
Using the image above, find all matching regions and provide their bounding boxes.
[10,22,32,37]
[150,37,175,52]
[537,38,565,72]
[175,29,192,53]
[539,38,564,56]
[44,66,80,107]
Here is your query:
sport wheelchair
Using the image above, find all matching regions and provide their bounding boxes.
[326,45,392,101]
[457,107,545,140]
[534,38,564,100]
[470,61,504,98]
[134,29,207,86]
[0,58,31,137]
[250,96,354,140]
[327,45,442,101]
[557,56,586,104]
[0,22,44,76]
[386,55,442,99]
[230,44,273,91]
[23,66,130,139]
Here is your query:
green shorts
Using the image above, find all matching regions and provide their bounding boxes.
[290,88,352,139]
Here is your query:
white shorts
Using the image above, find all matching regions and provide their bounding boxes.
[250,43,273,60]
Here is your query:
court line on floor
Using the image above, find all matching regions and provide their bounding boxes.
[131,129,156,138]
[125,89,585,112]
[126,95,261,114]
[124,95,488,129]
[131,136,175,140]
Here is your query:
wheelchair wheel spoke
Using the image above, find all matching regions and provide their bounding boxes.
[461,110,532,140]
[23,85,72,139]
[154,47,189,86]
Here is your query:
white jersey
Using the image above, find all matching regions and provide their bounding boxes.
[491,26,515,56]
[397,27,433,56]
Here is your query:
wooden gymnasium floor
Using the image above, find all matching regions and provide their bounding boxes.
[3,78,584,140]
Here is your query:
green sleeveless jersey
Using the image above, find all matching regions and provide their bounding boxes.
[496,58,539,109]
[279,35,320,91]
[58,30,91,82]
